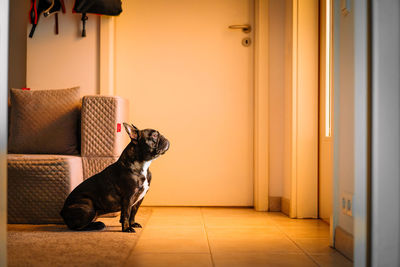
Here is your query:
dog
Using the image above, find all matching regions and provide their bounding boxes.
[60,123,169,232]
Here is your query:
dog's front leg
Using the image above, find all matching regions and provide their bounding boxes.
[129,199,144,228]
[120,197,136,233]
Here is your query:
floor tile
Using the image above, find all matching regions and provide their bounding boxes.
[212,253,318,267]
[201,207,266,217]
[279,225,330,238]
[273,218,329,228]
[203,215,276,228]
[150,207,203,217]
[134,236,210,253]
[140,226,207,240]
[145,215,204,228]
[264,212,290,218]
[293,238,336,255]
[206,227,285,240]
[208,236,303,254]
[125,253,213,267]
[311,252,353,267]
[128,208,340,266]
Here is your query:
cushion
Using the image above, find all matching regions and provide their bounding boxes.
[82,156,119,179]
[7,154,83,223]
[8,87,81,154]
[81,96,129,157]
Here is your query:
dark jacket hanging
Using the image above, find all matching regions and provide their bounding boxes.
[29,0,65,38]
[73,0,122,37]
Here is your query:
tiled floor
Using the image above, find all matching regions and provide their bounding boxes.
[125,207,352,267]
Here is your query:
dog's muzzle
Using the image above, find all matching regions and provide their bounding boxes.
[158,136,170,155]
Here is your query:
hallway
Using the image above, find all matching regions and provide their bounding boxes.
[127,207,351,266]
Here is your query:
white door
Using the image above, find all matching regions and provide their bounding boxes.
[115,0,254,206]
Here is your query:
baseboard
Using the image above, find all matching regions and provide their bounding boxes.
[268,197,281,211]
[335,226,354,261]
[281,197,290,216]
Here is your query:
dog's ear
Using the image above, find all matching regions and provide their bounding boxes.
[131,124,139,130]
[123,122,139,141]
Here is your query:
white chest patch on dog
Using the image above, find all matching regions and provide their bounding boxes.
[133,179,149,206]
[141,160,152,177]
[133,161,152,206]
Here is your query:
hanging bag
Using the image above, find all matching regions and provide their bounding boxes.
[29,0,65,38]
[73,0,122,37]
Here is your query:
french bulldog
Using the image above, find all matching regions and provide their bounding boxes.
[60,123,169,232]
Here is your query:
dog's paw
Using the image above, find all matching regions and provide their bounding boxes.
[122,226,136,233]
[131,222,142,228]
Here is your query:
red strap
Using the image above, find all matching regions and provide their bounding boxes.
[29,0,38,24]
[34,0,38,24]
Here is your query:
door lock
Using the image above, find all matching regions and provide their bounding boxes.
[242,37,251,47]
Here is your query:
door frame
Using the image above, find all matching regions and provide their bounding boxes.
[319,0,334,228]
[253,0,269,211]
[286,0,319,218]
[371,0,400,265]
[98,0,270,210]
[0,0,10,265]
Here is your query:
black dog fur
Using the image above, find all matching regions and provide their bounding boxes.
[60,123,169,232]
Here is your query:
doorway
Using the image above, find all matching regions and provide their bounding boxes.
[318,0,333,224]
[114,0,255,206]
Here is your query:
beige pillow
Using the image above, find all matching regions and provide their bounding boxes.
[8,87,81,154]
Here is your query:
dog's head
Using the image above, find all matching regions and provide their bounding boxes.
[123,123,170,161]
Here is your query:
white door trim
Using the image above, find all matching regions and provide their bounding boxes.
[253,0,269,211]
[371,1,400,265]
[287,0,319,218]
[99,1,270,210]
[289,0,299,217]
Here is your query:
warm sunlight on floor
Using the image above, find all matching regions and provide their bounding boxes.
[8,207,353,267]
[126,207,352,267]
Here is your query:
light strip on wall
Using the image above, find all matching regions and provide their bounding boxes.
[325,0,331,137]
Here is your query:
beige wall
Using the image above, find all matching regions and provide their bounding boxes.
[8,0,30,89]
[268,0,286,198]
[26,0,99,96]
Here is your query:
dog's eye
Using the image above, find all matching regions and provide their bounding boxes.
[151,132,158,140]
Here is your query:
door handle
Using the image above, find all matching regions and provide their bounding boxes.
[228,24,251,33]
